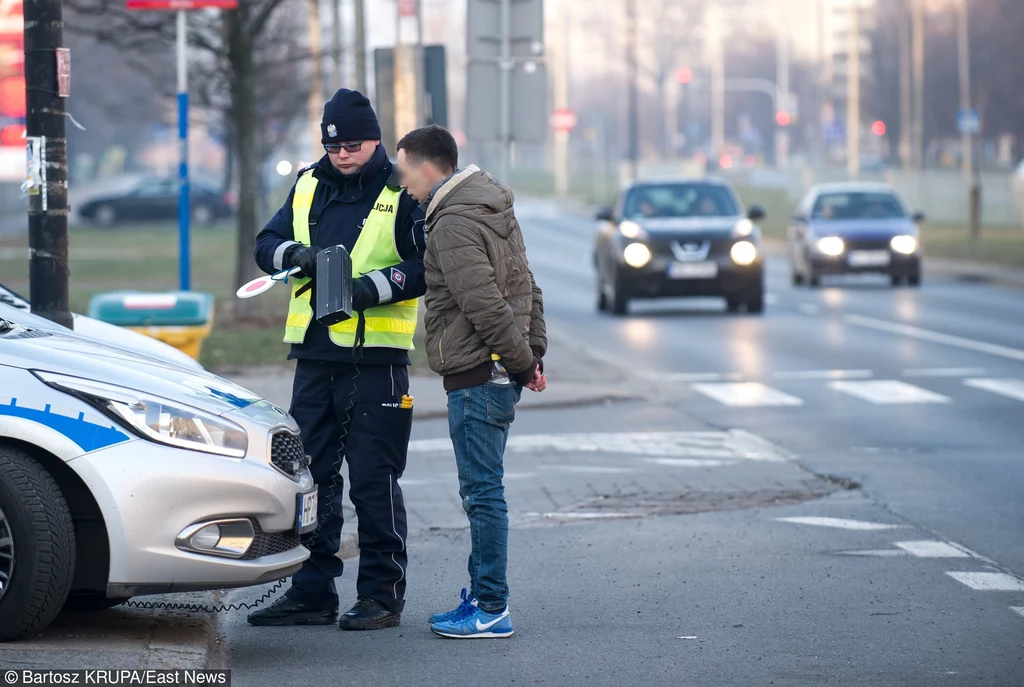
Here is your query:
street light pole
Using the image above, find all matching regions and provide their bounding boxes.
[625,0,638,182]
[708,2,725,164]
[956,0,980,238]
[24,0,71,327]
[846,0,860,178]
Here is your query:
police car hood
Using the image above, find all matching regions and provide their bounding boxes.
[0,325,267,418]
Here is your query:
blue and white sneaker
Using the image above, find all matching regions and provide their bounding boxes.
[429,588,476,625]
[430,603,514,639]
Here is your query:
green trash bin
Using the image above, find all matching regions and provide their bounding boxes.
[87,291,215,361]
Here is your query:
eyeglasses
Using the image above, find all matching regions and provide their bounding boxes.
[324,141,365,154]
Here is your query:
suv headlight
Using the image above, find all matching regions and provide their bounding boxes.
[730,241,758,265]
[732,219,754,237]
[619,220,647,239]
[34,372,249,458]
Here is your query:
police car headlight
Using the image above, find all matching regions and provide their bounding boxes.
[34,372,249,458]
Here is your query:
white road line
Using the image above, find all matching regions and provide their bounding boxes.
[660,372,739,383]
[964,378,1024,402]
[799,303,821,315]
[846,314,1024,363]
[946,572,1024,592]
[829,380,952,405]
[691,382,804,407]
[644,457,736,468]
[894,541,972,558]
[776,516,906,531]
[903,367,988,378]
[773,369,873,380]
[1010,607,1024,619]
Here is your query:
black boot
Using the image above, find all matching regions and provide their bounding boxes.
[338,597,401,631]
[247,596,338,627]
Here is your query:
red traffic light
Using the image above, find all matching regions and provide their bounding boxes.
[872,120,887,136]
[0,125,25,146]
[0,77,26,118]
[775,111,791,127]
[675,66,693,84]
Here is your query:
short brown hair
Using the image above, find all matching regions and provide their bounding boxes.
[396,125,458,173]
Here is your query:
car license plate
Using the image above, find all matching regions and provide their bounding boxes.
[848,250,891,267]
[668,261,718,279]
[296,489,318,534]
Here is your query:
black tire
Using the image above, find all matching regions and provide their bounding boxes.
[807,272,821,288]
[608,270,629,316]
[62,592,130,612]
[595,267,609,312]
[791,270,805,286]
[726,298,741,313]
[0,446,76,642]
[891,275,903,287]
[747,292,765,314]
[907,274,921,287]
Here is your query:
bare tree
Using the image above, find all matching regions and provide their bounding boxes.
[65,0,313,318]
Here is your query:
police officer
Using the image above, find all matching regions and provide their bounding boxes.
[248,89,425,630]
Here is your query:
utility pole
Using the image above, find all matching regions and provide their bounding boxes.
[553,1,569,196]
[708,2,725,165]
[24,0,71,328]
[331,0,342,90]
[911,0,924,170]
[625,0,638,181]
[354,0,367,93]
[775,19,790,169]
[846,0,860,178]
[956,0,980,238]
[394,0,423,150]
[308,0,324,155]
[899,2,911,168]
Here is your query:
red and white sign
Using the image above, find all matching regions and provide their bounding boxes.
[126,0,238,10]
[398,0,418,17]
[56,48,70,98]
[549,108,578,133]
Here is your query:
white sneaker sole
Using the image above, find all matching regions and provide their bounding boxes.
[431,628,515,639]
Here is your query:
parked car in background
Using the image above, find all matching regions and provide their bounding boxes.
[0,283,203,371]
[0,313,315,641]
[787,182,924,287]
[76,176,235,227]
[594,178,767,315]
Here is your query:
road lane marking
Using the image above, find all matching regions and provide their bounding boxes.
[660,372,743,383]
[946,572,1024,591]
[903,367,988,378]
[846,314,1024,362]
[829,380,951,404]
[777,517,906,531]
[894,541,972,558]
[1011,607,1024,619]
[691,382,804,407]
[773,369,873,380]
[964,378,1024,402]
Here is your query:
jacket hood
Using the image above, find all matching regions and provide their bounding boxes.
[425,165,516,239]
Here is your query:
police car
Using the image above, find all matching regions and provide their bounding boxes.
[0,311,317,641]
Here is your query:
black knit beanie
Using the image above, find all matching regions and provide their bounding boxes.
[321,89,382,143]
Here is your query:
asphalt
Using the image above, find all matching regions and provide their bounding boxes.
[212,199,1024,685]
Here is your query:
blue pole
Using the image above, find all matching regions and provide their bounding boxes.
[176,10,190,291]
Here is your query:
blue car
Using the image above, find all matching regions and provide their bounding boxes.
[787,183,924,287]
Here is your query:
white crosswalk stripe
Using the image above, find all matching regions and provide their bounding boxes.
[964,378,1024,402]
[946,572,1024,592]
[828,380,952,405]
[690,382,804,407]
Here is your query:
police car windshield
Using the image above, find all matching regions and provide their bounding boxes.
[624,184,740,219]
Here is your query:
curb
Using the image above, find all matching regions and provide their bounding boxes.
[409,392,644,420]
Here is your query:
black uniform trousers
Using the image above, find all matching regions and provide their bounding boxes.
[284,359,413,613]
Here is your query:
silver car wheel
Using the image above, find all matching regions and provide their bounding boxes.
[0,505,13,603]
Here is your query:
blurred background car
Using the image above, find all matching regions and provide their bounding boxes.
[787,182,924,288]
[75,176,235,228]
[594,178,766,315]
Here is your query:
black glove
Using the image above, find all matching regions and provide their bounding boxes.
[285,244,320,278]
[351,276,378,312]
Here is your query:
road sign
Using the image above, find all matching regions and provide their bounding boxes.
[56,48,70,97]
[467,0,544,59]
[957,109,980,136]
[549,108,577,133]
[374,45,448,150]
[467,60,547,143]
[125,0,237,9]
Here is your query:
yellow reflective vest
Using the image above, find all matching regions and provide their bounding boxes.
[283,171,418,349]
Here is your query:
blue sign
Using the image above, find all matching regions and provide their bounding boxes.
[957,109,980,136]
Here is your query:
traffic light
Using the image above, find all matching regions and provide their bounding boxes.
[675,66,693,85]
[0,124,24,146]
[0,76,26,118]
[775,111,791,127]
[872,120,887,136]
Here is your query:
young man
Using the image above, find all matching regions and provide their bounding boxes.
[395,125,547,639]
[249,89,425,630]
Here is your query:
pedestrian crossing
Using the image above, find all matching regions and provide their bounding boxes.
[686,376,1024,408]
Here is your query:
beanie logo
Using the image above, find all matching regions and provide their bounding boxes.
[327,123,337,138]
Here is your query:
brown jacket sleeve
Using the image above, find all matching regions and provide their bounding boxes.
[528,269,547,359]
[434,217,535,375]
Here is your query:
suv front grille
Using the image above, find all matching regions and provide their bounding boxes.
[270,432,308,477]
[242,521,301,559]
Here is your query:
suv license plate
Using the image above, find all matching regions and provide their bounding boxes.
[668,261,718,279]
[848,250,891,267]
[296,489,318,534]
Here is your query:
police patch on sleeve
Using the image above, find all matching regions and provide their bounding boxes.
[389,268,406,289]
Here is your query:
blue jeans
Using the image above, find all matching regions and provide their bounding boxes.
[446,381,522,613]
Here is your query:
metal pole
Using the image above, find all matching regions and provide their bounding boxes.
[846,0,860,178]
[899,5,911,168]
[24,0,70,327]
[308,0,324,155]
[625,0,638,181]
[177,9,190,291]
[776,19,790,169]
[709,3,725,164]
[331,0,342,89]
[498,0,511,182]
[956,0,972,177]
[354,0,367,92]
[911,0,924,169]
[553,1,569,196]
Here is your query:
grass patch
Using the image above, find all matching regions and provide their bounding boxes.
[0,224,431,371]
